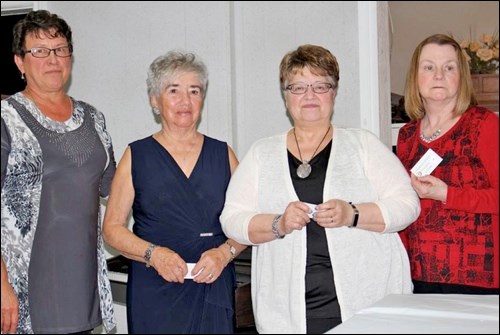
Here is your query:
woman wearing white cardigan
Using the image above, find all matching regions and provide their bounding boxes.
[220,44,420,334]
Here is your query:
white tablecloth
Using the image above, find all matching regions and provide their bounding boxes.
[326,294,499,334]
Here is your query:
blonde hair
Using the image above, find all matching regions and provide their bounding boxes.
[404,34,477,120]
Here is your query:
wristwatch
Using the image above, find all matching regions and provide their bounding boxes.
[225,241,236,262]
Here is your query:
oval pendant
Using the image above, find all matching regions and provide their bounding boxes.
[297,163,312,179]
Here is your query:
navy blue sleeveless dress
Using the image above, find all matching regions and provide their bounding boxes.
[127,135,236,334]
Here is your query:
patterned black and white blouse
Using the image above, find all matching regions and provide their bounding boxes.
[1,93,116,333]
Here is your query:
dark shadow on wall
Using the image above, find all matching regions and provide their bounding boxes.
[1,13,27,96]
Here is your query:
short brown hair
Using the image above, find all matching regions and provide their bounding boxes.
[279,44,339,91]
[12,10,73,57]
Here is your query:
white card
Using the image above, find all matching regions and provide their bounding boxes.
[305,202,317,218]
[184,263,201,279]
[410,148,443,177]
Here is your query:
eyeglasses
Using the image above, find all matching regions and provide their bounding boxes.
[23,46,72,58]
[285,82,333,95]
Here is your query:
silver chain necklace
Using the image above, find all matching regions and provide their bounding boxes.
[420,128,442,143]
[293,125,331,179]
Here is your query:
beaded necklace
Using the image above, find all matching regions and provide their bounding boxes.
[420,128,441,143]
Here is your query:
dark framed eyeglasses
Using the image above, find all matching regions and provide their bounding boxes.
[285,82,334,95]
[23,46,72,58]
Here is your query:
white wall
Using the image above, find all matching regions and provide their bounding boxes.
[231,2,363,153]
[2,0,389,157]
[2,1,386,255]
[40,1,368,160]
[389,1,500,95]
[47,1,234,157]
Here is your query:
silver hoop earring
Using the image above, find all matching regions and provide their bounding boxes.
[152,107,160,115]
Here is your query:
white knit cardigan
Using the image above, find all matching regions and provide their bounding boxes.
[221,125,420,334]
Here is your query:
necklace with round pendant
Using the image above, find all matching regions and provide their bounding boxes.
[297,161,312,178]
[293,125,331,179]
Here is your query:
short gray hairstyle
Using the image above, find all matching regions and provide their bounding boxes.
[147,50,208,98]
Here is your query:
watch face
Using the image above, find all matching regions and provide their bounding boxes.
[226,241,236,258]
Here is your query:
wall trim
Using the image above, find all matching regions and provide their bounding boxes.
[358,1,380,137]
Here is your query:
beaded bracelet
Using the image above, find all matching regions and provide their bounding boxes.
[271,214,285,239]
[144,243,157,268]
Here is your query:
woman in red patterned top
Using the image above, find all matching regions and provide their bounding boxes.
[397,34,499,294]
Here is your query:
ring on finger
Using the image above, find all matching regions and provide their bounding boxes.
[207,273,214,280]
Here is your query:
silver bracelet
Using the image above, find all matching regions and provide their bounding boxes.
[271,214,285,239]
[144,243,157,268]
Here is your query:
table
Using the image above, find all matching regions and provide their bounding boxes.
[326,294,499,334]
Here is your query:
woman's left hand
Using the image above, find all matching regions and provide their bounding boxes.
[314,199,353,228]
[192,247,227,284]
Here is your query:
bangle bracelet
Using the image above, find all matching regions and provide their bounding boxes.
[271,214,285,239]
[144,243,157,268]
[348,202,359,228]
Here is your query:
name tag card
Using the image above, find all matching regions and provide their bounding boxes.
[185,263,201,279]
[411,148,443,177]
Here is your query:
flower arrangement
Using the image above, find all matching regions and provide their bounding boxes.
[460,33,499,74]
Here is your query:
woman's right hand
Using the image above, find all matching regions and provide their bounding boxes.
[281,201,312,235]
[150,247,188,283]
[411,173,448,203]
[1,280,19,334]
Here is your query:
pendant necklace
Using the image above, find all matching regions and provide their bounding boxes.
[293,125,331,179]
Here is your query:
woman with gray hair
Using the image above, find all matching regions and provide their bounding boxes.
[103,50,245,333]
